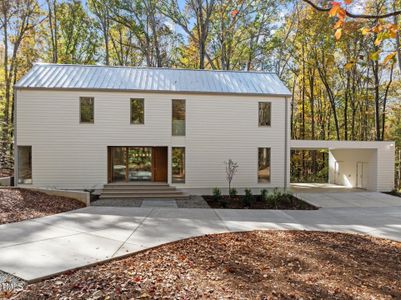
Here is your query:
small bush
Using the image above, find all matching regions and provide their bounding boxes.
[243,188,254,207]
[229,188,238,197]
[212,187,222,202]
[266,188,294,208]
[260,189,268,202]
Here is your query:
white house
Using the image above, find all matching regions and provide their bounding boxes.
[14,64,395,195]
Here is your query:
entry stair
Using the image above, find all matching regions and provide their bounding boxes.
[99,182,190,200]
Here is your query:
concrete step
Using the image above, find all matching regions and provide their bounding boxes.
[103,186,176,191]
[99,194,190,200]
[104,182,169,187]
[101,189,182,195]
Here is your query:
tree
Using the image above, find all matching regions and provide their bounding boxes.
[224,159,238,195]
[159,0,216,69]
[0,0,41,169]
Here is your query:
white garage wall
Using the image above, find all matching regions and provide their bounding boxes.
[16,89,290,191]
[329,149,377,190]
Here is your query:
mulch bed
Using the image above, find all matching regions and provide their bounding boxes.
[14,231,401,299]
[204,195,317,209]
[0,188,85,224]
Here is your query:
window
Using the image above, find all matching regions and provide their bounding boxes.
[258,102,271,126]
[258,148,271,183]
[18,146,32,184]
[80,97,94,123]
[130,98,144,124]
[172,99,185,136]
[172,147,185,183]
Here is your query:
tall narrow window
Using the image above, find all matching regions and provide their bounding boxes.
[80,97,94,123]
[172,147,185,183]
[18,146,32,184]
[172,99,185,136]
[258,102,271,126]
[258,148,271,183]
[130,98,144,124]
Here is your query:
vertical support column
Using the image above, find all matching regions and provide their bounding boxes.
[284,96,290,191]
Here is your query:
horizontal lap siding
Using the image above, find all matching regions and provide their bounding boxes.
[16,90,288,189]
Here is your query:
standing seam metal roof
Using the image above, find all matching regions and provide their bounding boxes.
[15,63,292,96]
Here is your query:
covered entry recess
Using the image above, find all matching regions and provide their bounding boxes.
[290,140,395,192]
[108,147,167,183]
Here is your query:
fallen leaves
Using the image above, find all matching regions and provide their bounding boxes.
[0,188,85,224]
[15,231,401,300]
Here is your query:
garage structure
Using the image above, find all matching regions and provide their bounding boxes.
[290,140,395,192]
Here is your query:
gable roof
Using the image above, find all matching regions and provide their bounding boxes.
[15,63,292,96]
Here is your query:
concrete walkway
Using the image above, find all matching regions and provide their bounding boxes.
[0,205,400,282]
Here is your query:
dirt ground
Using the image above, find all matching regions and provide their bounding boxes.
[0,188,85,224]
[16,230,401,300]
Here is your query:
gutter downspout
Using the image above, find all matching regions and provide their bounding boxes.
[284,96,289,191]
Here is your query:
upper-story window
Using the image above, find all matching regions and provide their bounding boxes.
[258,102,271,126]
[172,99,185,136]
[130,98,145,124]
[80,97,94,123]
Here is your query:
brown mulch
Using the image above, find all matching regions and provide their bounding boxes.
[16,231,401,300]
[0,188,85,224]
[204,195,317,210]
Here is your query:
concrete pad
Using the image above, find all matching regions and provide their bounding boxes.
[141,199,178,208]
[0,220,78,248]
[0,233,124,281]
[296,192,401,208]
[33,208,151,233]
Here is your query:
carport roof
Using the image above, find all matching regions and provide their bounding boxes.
[290,140,395,150]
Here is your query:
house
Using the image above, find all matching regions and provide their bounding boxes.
[14,64,395,195]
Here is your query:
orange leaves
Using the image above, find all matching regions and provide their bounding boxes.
[335,28,342,40]
[230,9,239,17]
[344,0,353,4]
[383,52,397,65]
[328,2,348,41]
[344,61,355,71]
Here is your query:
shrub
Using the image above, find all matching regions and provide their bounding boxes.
[266,188,294,208]
[260,189,268,202]
[212,187,222,202]
[243,188,254,207]
[229,188,238,197]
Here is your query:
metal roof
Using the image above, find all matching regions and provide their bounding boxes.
[15,63,291,96]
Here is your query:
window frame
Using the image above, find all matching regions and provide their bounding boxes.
[258,147,271,183]
[172,147,186,184]
[130,98,145,125]
[258,102,271,127]
[79,97,95,124]
[17,145,32,185]
[172,99,186,136]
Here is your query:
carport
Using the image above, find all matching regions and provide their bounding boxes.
[290,140,395,192]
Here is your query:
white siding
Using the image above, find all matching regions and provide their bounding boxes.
[16,90,289,190]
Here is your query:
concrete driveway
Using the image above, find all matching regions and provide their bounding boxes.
[0,205,400,282]
[295,192,401,208]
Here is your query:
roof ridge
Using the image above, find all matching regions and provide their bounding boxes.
[33,63,277,75]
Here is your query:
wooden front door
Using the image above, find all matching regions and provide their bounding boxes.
[152,147,168,182]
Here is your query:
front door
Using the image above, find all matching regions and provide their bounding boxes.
[108,146,167,183]
[152,147,168,182]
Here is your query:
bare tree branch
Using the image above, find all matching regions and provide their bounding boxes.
[301,0,401,19]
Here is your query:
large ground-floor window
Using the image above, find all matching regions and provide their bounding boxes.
[172,147,185,183]
[258,148,271,183]
[18,146,32,184]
